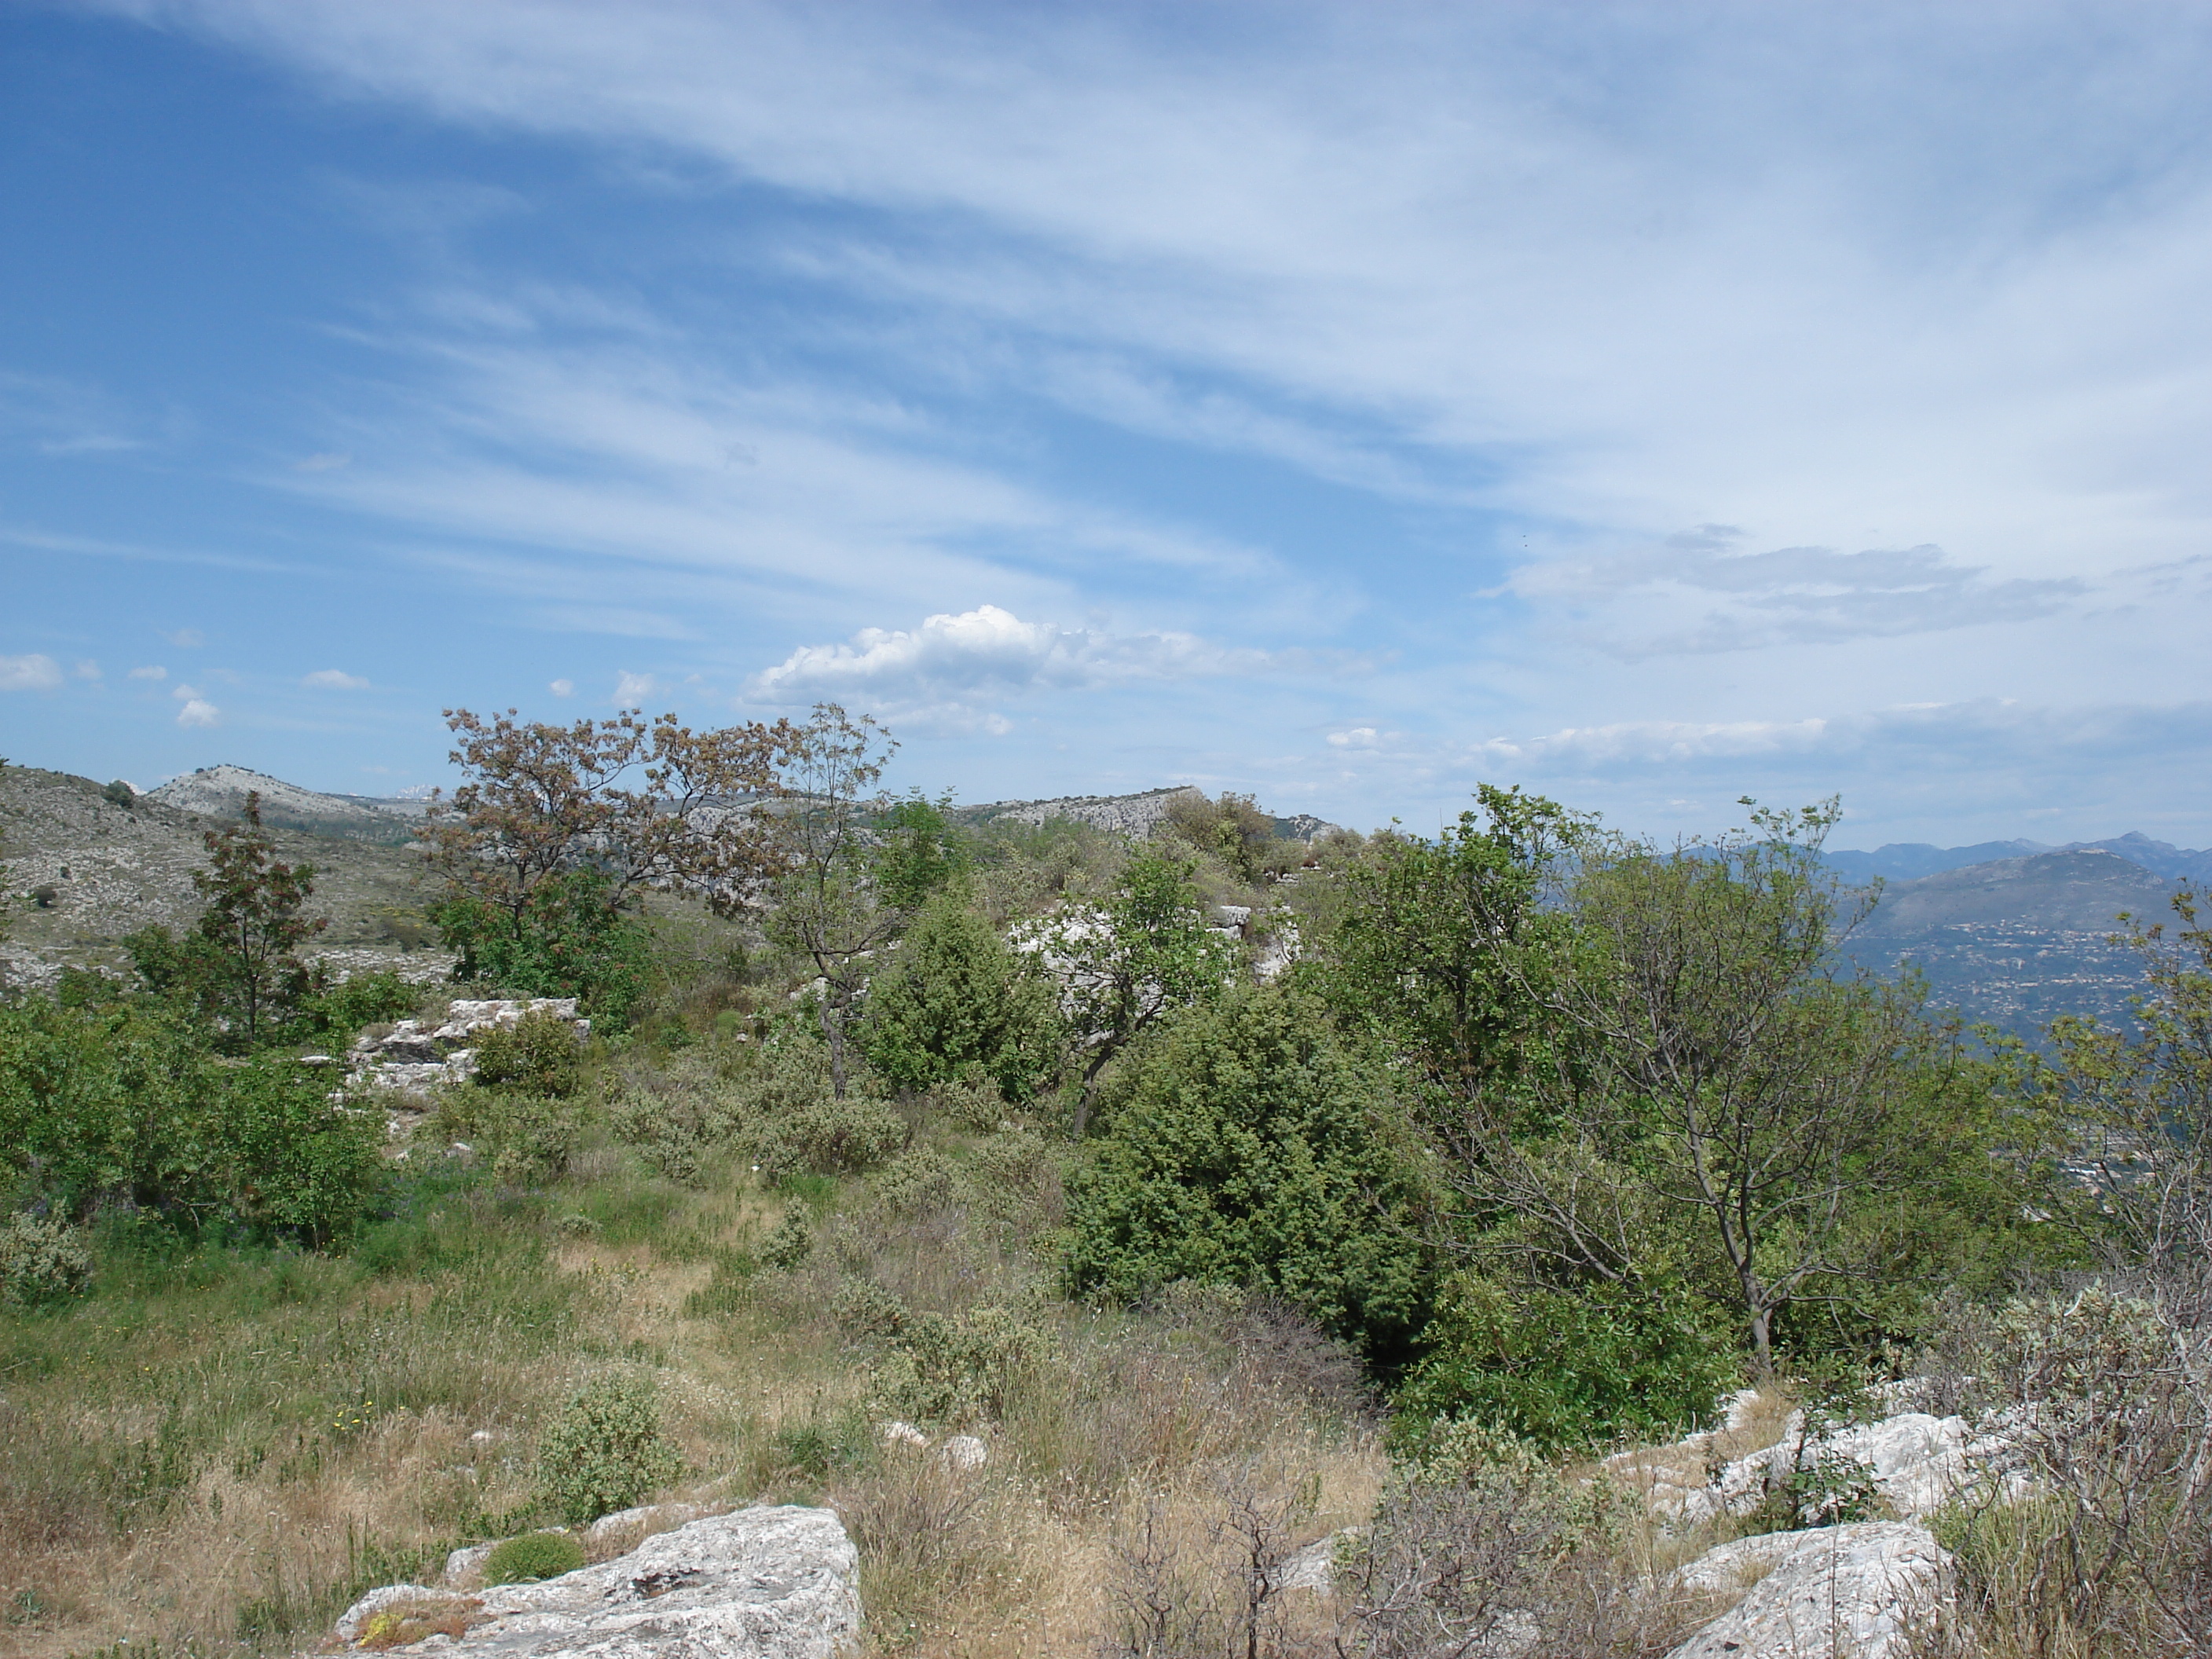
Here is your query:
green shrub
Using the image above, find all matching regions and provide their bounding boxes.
[434,1089,580,1186]
[1061,985,1434,1363]
[868,1304,1055,1428]
[0,1002,382,1243]
[0,1211,93,1309]
[869,1148,963,1216]
[605,1060,745,1182]
[537,1373,685,1525]
[302,971,422,1042]
[859,891,1064,1103]
[749,1090,905,1179]
[471,1009,585,1098]
[213,1057,387,1243]
[431,870,650,1029]
[482,1530,585,1585]
[1392,1273,1739,1453]
[760,1207,812,1269]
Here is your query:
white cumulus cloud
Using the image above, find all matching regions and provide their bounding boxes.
[750,605,1269,710]
[128,664,167,680]
[613,669,664,705]
[176,698,221,728]
[549,678,575,697]
[302,668,372,689]
[0,654,63,691]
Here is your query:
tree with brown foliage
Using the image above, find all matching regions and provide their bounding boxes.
[423,707,799,1019]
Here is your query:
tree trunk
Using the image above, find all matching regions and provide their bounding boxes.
[816,993,848,1098]
[1748,1302,1774,1377]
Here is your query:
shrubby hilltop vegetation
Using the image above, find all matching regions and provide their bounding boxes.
[1,708,2208,1658]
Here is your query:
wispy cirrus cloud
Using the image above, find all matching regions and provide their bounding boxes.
[1506,526,2087,657]
[302,668,371,689]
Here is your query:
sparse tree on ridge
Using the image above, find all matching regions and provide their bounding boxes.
[762,704,903,1097]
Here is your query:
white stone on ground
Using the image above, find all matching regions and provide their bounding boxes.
[939,1434,987,1470]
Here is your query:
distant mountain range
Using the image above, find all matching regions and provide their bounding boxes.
[1825,831,2212,884]
[49,764,2210,1043]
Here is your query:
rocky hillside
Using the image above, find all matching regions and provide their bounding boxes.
[148,764,428,844]
[1847,849,2186,1038]
[1,765,438,993]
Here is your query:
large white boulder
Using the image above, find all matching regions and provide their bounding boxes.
[1636,1399,2027,1528]
[335,1504,859,1658]
[1664,1522,1950,1659]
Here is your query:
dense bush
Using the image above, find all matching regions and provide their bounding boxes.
[606,1035,905,1181]
[1061,986,1434,1364]
[0,1210,93,1309]
[0,1000,382,1242]
[471,1008,585,1098]
[434,1088,580,1186]
[432,870,651,1028]
[481,1530,585,1585]
[1392,1273,1738,1452]
[859,890,1064,1103]
[537,1373,686,1525]
[867,1302,1056,1428]
[211,1057,386,1243]
[300,970,422,1042]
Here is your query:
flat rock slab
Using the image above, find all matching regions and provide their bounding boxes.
[1664,1522,1950,1659]
[339,1505,859,1659]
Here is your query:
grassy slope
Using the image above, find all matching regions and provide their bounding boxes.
[0,1081,1382,1659]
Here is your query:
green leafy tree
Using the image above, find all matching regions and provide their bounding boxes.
[1020,850,1236,1132]
[431,868,652,1024]
[1320,786,1584,1101]
[860,888,1064,1103]
[126,793,328,1049]
[1160,788,1280,882]
[1062,985,1433,1361]
[1462,800,2038,1372]
[873,790,969,912]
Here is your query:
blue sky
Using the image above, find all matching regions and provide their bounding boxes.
[5,1,2212,845]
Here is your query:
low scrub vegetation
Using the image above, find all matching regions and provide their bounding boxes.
[3,707,2207,1656]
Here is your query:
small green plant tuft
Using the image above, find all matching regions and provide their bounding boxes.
[481,1530,585,1585]
[760,1207,812,1268]
[537,1373,685,1524]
